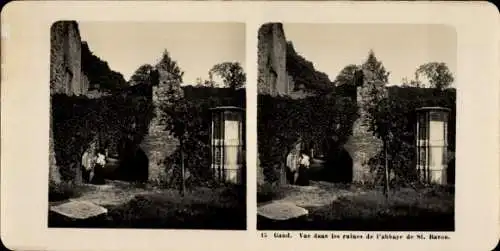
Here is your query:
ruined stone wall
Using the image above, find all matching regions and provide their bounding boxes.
[256,23,390,184]
[49,21,89,184]
[50,21,87,96]
[257,23,288,96]
[287,73,316,100]
[139,69,182,183]
[344,70,386,183]
[49,111,61,184]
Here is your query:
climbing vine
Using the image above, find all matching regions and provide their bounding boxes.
[257,93,358,182]
[51,89,154,181]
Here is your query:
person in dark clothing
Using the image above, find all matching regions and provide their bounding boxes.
[91,148,107,184]
[296,150,311,186]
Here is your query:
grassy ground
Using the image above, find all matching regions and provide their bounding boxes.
[48,180,246,230]
[257,181,454,231]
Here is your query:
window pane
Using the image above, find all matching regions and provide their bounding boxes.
[430,121,445,142]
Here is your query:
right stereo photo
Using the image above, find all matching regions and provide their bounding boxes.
[256,23,457,232]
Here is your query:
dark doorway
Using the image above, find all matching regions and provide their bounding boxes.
[320,147,353,183]
[112,139,149,182]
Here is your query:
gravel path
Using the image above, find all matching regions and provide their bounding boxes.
[271,181,362,208]
[56,180,159,207]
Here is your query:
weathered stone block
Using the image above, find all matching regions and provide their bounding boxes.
[344,80,385,184]
[50,200,108,220]
[257,201,308,221]
[140,69,183,183]
[258,23,288,96]
[50,21,87,96]
[49,21,90,185]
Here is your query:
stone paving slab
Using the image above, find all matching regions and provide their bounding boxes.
[257,201,308,221]
[50,200,108,220]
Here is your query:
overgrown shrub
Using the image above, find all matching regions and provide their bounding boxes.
[48,181,81,202]
[257,182,285,203]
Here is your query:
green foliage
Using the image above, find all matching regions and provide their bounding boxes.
[286,42,334,94]
[129,64,156,86]
[257,182,285,203]
[155,49,185,83]
[334,64,361,87]
[360,50,390,104]
[48,181,82,202]
[106,186,246,229]
[362,50,390,84]
[209,62,246,89]
[51,89,154,181]
[195,77,215,87]
[258,93,358,182]
[81,42,128,91]
[416,62,454,90]
[401,75,422,88]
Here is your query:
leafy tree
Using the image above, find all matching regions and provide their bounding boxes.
[334,64,361,87]
[156,49,184,84]
[81,41,128,91]
[153,49,187,193]
[402,75,422,88]
[360,50,391,195]
[195,77,215,88]
[286,41,334,93]
[416,62,454,90]
[209,62,246,89]
[129,64,155,86]
[362,50,390,84]
[362,50,390,130]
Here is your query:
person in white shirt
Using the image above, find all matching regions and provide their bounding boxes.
[296,150,311,186]
[81,145,96,183]
[91,148,107,184]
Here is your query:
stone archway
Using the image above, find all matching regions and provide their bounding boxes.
[111,138,150,182]
[317,147,353,184]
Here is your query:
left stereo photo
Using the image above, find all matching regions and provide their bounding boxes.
[48,21,247,230]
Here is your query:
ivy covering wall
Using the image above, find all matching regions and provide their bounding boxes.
[257,93,358,182]
[51,86,154,181]
[257,86,456,185]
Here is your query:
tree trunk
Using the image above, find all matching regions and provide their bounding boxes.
[384,138,390,199]
[180,137,186,197]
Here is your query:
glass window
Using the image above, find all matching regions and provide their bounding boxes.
[212,112,222,140]
[419,147,427,166]
[213,146,222,165]
[430,121,445,142]
[418,114,427,140]
[225,120,240,142]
